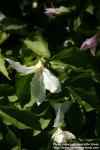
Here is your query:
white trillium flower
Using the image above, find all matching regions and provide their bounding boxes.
[50,101,72,127]
[52,127,76,143]
[6,59,61,105]
[52,128,84,150]
[53,108,65,127]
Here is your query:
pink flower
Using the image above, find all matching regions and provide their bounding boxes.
[80,35,99,56]
[44,8,60,16]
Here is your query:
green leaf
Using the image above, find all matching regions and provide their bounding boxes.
[39,118,50,129]
[0,12,5,21]
[86,4,94,14]
[67,103,85,132]
[67,87,95,112]
[0,131,3,140]
[0,84,15,97]
[70,72,93,86]
[0,32,9,44]
[6,128,21,147]
[0,106,41,130]
[24,35,50,59]
[2,18,26,31]
[16,74,33,106]
[23,97,36,108]
[53,46,88,67]
[0,53,10,79]
[11,146,21,150]
[8,95,18,102]
[4,24,26,31]
[72,88,97,108]
[50,60,67,72]
[57,6,71,13]
[33,130,41,136]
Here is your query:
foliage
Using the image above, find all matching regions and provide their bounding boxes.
[0,0,100,149]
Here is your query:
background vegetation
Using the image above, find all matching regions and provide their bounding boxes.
[0,0,100,149]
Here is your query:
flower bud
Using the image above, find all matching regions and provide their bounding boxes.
[44,8,60,16]
[80,34,100,56]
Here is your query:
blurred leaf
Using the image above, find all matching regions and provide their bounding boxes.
[0,131,3,140]
[74,17,81,31]
[39,118,50,129]
[4,24,26,31]
[11,146,21,150]
[6,128,21,147]
[1,18,26,31]
[0,18,29,36]
[0,32,9,44]
[86,4,94,15]
[8,95,18,102]
[57,6,71,13]
[0,106,41,130]
[0,0,99,146]
[0,12,5,21]
[33,130,41,136]
[0,53,10,79]
[24,35,50,59]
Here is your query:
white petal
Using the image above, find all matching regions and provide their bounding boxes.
[53,108,64,127]
[42,68,61,93]
[52,128,76,144]
[30,72,46,105]
[51,101,72,114]
[52,128,66,143]
[50,102,64,127]
[90,47,96,56]
[80,42,89,51]
[6,58,35,74]
[64,131,76,140]
[50,101,72,127]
